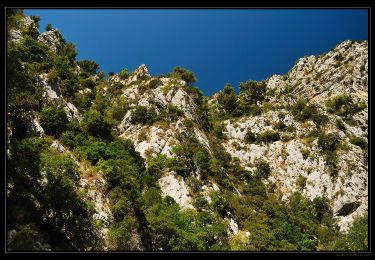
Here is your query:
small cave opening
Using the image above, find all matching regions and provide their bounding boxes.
[336,201,361,216]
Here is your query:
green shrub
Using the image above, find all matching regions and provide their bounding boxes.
[275,121,288,131]
[325,94,366,119]
[324,151,339,177]
[130,106,158,125]
[118,68,129,79]
[318,133,340,152]
[77,60,99,78]
[170,66,197,86]
[161,104,184,122]
[296,175,307,190]
[210,192,230,216]
[148,78,163,89]
[104,97,129,126]
[244,130,257,144]
[60,42,78,63]
[291,99,328,125]
[349,136,367,150]
[238,80,267,104]
[45,23,53,31]
[257,130,280,143]
[301,149,310,160]
[217,84,238,115]
[193,194,209,211]
[60,130,87,149]
[336,119,346,131]
[40,106,69,137]
[254,160,271,178]
[81,140,107,165]
[81,109,112,139]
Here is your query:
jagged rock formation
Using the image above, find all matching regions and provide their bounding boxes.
[7,13,368,251]
[218,40,368,232]
[37,29,64,54]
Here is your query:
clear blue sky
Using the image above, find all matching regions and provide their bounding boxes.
[25,9,368,96]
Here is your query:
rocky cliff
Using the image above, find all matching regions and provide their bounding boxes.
[6,12,368,251]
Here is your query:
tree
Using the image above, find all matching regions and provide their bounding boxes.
[118,68,129,79]
[238,80,267,104]
[217,84,237,115]
[318,133,340,152]
[170,66,197,86]
[40,106,69,137]
[325,94,366,119]
[254,160,271,178]
[81,109,111,139]
[130,106,158,125]
[45,23,53,31]
[60,42,77,63]
[77,60,99,78]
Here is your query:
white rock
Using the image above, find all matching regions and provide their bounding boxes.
[158,172,194,210]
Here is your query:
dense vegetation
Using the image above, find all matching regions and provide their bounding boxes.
[6,10,368,252]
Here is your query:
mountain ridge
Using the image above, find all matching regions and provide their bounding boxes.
[6,11,368,251]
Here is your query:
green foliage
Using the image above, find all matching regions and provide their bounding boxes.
[161,104,184,122]
[169,66,197,86]
[257,130,280,144]
[7,9,25,32]
[146,154,170,183]
[7,224,40,251]
[118,68,129,79]
[79,139,107,165]
[336,118,346,131]
[210,192,230,217]
[130,106,158,125]
[81,109,112,139]
[349,136,367,150]
[40,151,100,249]
[317,132,340,177]
[7,36,51,116]
[104,97,129,126]
[45,23,53,31]
[40,106,69,137]
[254,160,271,178]
[244,130,280,145]
[193,194,209,211]
[60,42,77,63]
[296,175,307,190]
[291,98,328,125]
[318,132,340,152]
[330,215,368,251]
[77,60,99,78]
[108,215,137,250]
[244,130,257,144]
[217,84,238,115]
[171,137,211,180]
[325,94,366,119]
[148,78,163,89]
[238,80,267,104]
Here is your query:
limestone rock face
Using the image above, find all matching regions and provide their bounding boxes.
[9,16,39,42]
[158,172,194,210]
[220,40,368,233]
[64,102,81,121]
[37,29,64,54]
[38,73,62,100]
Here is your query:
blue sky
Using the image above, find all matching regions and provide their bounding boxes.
[25,9,368,96]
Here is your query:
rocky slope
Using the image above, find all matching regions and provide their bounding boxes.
[219,40,368,232]
[99,39,368,234]
[6,13,368,251]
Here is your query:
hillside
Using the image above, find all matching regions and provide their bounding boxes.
[6,10,368,251]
